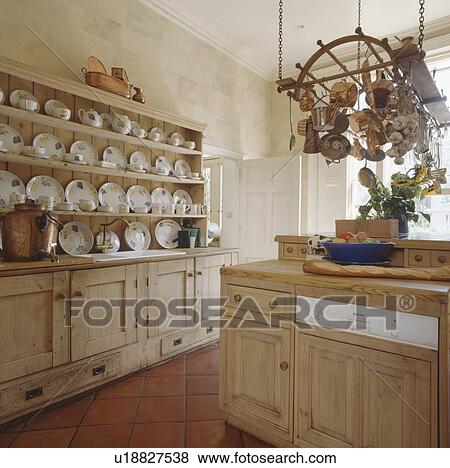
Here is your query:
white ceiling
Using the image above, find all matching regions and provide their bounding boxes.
[145,0,450,79]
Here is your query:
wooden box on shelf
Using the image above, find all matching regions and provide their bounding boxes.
[335,219,399,238]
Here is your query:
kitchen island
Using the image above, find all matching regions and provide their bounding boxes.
[219,236,450,448]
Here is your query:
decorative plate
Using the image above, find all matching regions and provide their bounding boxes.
[0,123,24,154]
[174,159,192,177]
[127,185,152,212]
[319,134,351,161]
[33,133,66,160]
[100,113,113,130]
[98,182,127,211]
[169,132,185,146]
[148,127,165,142]
[173,189,192,206]
[26,175,65,204]
[155,220,181,249]
[10,89,40,112]
[96,230,120,253]
[70,140,98,165]
[155,155,174,175]
[0,170,25,208]
[59,222,94,256]
[103,146,127,169]
[129,151,151,172]
[65,179,99,211]
[44,99,71,120]
[151,187,173,206]
[124,222,151,251]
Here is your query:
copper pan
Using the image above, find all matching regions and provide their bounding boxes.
[303,117,320,154]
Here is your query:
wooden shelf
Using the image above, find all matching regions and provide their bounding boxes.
[0,153,204,185]
[0,105,203,156]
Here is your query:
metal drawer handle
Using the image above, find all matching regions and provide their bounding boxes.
[300,248,307,254]
[233,294,241,302]
[187,272,194,277]
[286,247,293,253]
[92,365,106,376]
[197,271,203,276]
[206,326,214,334]
[415,254,423,262]
[438,255,446,264]
[173,338,183,346]
[269,300,276,309]
[280,361,289,371]
[56,292,67,300]
[26,386,43,401]
[73,290,83,297]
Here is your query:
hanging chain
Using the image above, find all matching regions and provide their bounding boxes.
[278,0,283,80]
[418,0,425,53]
[357,0,361,109]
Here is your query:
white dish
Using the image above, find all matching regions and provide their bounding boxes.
[96,230,120,253]
[100,113,113,131]
[126,165,146,173]
[65,179,99,211]
[70,140,98,165]
[155,155,174,175]
[173,189,193,206]
[0,123,24,154]
[155,220,181,249]
[98,182,127,211]
[33,133,65,160]
[0,170,26,208]
[170,132,185,146]
[148,127,165,142]
[103,146,127,169]
[44,99,71,120]
[26,175,64,204]
[54,202,74,211]
[127,185,152,212]
[183,141,196,150]
[22,146,48,157]
[10,89,40,112]
[97,205,114,213]
[151,187,173,206]
[125,222,151,251]
[59,222,94,256]
[129,151,151,172]
[174,159,192,177]
[95,161,119,169]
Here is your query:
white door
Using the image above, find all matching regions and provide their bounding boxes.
[239,156,301,263]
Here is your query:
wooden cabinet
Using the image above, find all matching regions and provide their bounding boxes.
[222,319,293,441]
[0,272,69,383]
[70,265,138,361]
[296,333,437,448]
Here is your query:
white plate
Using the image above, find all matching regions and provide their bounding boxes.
[44,99,71,120]
[59,222,94,256]
[103,146,127,169]
[151,187,173,206]
[170,132,186,146]
[95,230,120,253]
[65,179,99,210]
[98,182,127,211]
[10,89,40,112]
[125,222,151,251]
[155,156,174,175]
[0,123,24,154]
[127,185,152,212]
[174,159,192,177]
[0,170,25,208]
[70,140,98,165]
[130,151,151,172]
[155,220,181,249]
[173,189,192,206]
[33,133,65,160]
[26,175,65,204]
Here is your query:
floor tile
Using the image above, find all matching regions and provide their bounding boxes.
[186,420,242,448]
[147,356,186,376]
[135,396,185,423]
[129,423,185,448]
[142,375,185,397]
[82,398,139,425]
[186,346,219,375]
[24,399,91,430]
[186,375,219,395]
[241,432,272,448]
[11,428,76,448]
[0,432,16,448]
[71,424,132,448]
[187,394,223,421]
[96,377,144,399]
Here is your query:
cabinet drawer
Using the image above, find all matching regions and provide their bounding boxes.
[389,248,404,267]
[430,250,450,267]
[228,285,294,314]
[408,250,431,267]
[0,353,120,418]
[282,243,307,258]
[160,329,201,356]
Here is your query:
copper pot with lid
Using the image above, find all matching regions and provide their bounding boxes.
[0,199,63,261]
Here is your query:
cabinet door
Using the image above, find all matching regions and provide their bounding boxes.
[70,265,137,361]
[0,272,69,383]
[222,322,292,435]
[296,334,359,447]
[147,258,195,337]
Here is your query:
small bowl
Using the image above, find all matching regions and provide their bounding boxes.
[79,200,96,212]
[183,141,196,150]
[64,152,83,162]
[133,206,149,214]
[54,202,74,211]
[127,163,144,171]
[97,205,114,213]
[190,172,200,178]
[119,204,130,213]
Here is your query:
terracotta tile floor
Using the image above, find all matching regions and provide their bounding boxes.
[0,344,271,448]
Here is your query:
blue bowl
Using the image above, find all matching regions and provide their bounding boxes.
[322,241,395,264]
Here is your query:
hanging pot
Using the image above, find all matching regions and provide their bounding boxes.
[349,110,370,133]
[299,89,315,112]
[311,103,338,131]
[358,166,377,188]
[303,117,320,154]
[328,111,350,135]
[330,81,358,108]
[297,118,309,137]
[319,134,351,161]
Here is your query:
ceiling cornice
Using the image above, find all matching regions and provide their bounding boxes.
[141,0,272,80]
